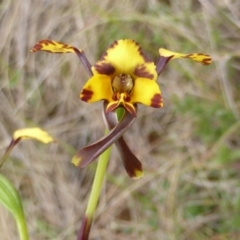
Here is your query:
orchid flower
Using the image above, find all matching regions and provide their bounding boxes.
[31,39,211,179]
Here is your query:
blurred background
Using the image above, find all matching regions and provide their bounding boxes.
[0,0,240,239]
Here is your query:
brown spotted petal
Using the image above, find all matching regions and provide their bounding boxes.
[103,103,143,179]
[72,109,136,168]
[130,77,163,108]
[133,63,157,80]
[159,48,212,65]
[93,61,116,76]
[31,39,93,76]
[92,39,157,80]
[80,74,113,103]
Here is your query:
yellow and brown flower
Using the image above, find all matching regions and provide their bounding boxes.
[80,39,162,117]
[31,39,211,178]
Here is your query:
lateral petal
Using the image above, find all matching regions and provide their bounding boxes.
[31,39,78,53]
[80,74,113,103]
[31,39,93,76]
[159,48,212,65]
[131,78,163,108]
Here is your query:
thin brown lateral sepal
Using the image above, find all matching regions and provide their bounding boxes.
[72,106,136,168]
[103,103,143,179]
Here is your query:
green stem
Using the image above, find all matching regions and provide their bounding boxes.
[77,139,111,240]
[86,145,111,216]
[77,106,123,240]
[16,213,29,240]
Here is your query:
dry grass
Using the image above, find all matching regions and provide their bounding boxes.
[0,0,240,239]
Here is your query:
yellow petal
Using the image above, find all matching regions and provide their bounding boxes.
[93,39,157,80]
[159,48,212,65]
[13,128,55,143]
[31,39,93,76]
[80,74,113,103]
[31,39,79,54]
[0,128,55,168]
[130,78,163,108]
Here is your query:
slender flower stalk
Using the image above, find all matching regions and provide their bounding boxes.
[77,136,111,240]
[0,139,20,169]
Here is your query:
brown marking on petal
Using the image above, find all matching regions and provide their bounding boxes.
[81,89,93,102]
[106,102,119,113]
[200,57,211,65]
[133,40,148,62]
[202,57,212,65]
[101,39,148,62]
[185,54,193,58]
[49,40,56,45]
[32,40,56,51]
[44,50,54,53]
[123,103,137,117]
[94,62,115,75]
[112,93,119,101]
[150,93,163,108]
[62,43,70,49]
[134,64,154,80]
[109,40,118,48]
[124,94,131,102]
[31,39,76,53]
[100,40,118,60]
[41,39,55,46]
[31,42,44,52]
[183,53,212,65]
